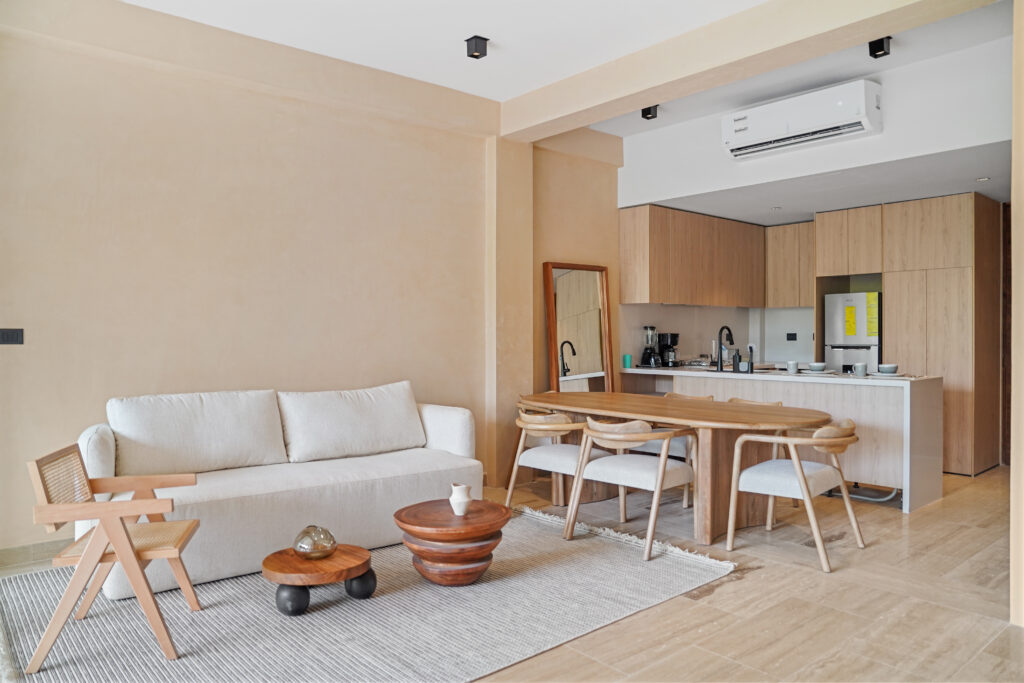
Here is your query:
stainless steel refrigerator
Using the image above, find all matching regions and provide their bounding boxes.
[824,292,881,373]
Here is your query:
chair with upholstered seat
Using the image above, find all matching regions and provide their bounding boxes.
[505,410,613,508]
[628,393,711,507]
[563,418,694,560]
[24,445,201,674]
[726,419,866,573]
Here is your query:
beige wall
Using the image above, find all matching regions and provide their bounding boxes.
[533,147,621,394]
[0,6,492,548]
[1009,0,1023,627]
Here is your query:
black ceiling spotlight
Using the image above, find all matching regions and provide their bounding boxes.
[641,105,659,120]
[869,36,891,59]
[466,35,489,59]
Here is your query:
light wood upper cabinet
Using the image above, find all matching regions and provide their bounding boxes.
[881,270,927,377]
[618,205,764,307]
[882,194,973,272]
[765,221,813,308]
[815,205,881,276]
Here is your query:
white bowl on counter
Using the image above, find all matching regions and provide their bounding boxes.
[808,362,826,372]
[878,364,899,374]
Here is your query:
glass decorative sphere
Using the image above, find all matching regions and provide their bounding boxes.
[292,525,337,560]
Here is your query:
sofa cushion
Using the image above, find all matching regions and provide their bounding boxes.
[278,381,426,462]
[95,448,484,599]
[107,390,288,476]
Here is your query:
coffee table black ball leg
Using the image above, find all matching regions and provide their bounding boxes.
[276,584,310,615]
[345,568,376,599]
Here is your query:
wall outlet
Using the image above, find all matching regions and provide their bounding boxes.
[0,329,24,344]
[786,332,797,341]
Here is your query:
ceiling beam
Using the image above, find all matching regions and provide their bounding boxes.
[501,0,997,142]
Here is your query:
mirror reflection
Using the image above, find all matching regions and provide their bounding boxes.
[544,263,613,393]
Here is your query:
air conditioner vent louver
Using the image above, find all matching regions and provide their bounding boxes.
[721,80,882,159]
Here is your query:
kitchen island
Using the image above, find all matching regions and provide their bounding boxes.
[621,367,944,513]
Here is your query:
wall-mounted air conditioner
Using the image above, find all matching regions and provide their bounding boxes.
[721,80,882,159]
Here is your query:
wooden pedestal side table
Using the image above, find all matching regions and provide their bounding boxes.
[261,545,376,615]
[393,499,511,586]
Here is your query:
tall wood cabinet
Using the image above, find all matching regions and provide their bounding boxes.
[620,204,764,307]
[765,221,814,308]
[880,193,1001,475]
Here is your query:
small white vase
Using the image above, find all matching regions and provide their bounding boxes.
[449,483,471,516]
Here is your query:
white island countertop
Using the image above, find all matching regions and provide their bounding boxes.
[621,366,938,388]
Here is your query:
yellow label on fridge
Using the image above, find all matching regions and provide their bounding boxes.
[845,306,857,336]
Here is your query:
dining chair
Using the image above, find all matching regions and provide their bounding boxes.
[505,410,613,508]
[726,419,865,573]
[24,445,201,674]
[563,418,693,560]
[727,396,801,508]
[629,393,712,507]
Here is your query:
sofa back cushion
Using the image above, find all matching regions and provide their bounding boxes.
[278,381,426,463]
[107,390,288,476]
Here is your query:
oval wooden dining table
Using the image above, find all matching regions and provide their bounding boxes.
[518,392,832,545]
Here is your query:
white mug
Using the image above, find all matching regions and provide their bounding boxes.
[853,362,867,377]
[787,360,799,374]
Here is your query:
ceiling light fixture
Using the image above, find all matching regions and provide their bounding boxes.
[641,105,659,120]
[465,35,489,59]
[869,36,891,59]
[976,177,991,182]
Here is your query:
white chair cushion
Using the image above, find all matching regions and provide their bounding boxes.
[519,444,611,475]
[581,453,693,491]
[631,435,691,458]
[107,390,288,476]
[278,381,426,463]
[738,459,843,499]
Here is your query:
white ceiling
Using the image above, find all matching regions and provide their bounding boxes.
[591,0,1013,137]
[656,141,1011,226]
[122,0,770,101]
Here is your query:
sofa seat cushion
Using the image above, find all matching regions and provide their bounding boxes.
[107,390,287,476]
[278,381,426,462]
[97,449,483,599]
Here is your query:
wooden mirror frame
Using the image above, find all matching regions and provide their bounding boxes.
[543,262,615,393]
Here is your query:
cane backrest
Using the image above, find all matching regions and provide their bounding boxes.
[27,445,94,533]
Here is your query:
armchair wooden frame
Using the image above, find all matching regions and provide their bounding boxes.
[504,415,586,508]
[24,445,201,674]
[726,432,865,573]
[563,425,691,560]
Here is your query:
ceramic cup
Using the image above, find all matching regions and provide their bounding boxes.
[623,354,632,369]
[853,362,868,377]
[787,360,799,374]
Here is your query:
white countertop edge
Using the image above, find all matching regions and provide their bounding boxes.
[559,371,606,382]
[620,367,940,387]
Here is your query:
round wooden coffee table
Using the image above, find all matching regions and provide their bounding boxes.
[261,545,375,615]
[393,499,511,586]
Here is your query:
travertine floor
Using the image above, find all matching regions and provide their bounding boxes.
[482,468,1020,682]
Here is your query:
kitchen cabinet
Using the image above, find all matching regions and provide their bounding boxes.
[878,192,1001,475]
[814,205,882,276]
[765,221,814,308]
[619,205,764,307]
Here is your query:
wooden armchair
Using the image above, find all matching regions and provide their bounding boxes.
[24,445,201,674]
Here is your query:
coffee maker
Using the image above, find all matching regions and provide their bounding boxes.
[658,332,681,367]
[640,325,661,367]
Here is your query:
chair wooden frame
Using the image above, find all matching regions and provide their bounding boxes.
[563,424,690,560]
[725,432,865,573]
[504,414,586,508]
[25,445,201,674]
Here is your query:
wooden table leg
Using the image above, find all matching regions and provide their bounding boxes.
[694,428,772,545]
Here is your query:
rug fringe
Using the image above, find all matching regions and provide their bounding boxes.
[513,506,735,571]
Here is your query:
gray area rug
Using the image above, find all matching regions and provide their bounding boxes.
[0,508,733,682]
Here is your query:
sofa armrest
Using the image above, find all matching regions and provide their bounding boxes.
[418,404,475,459]
[76,423,116,538]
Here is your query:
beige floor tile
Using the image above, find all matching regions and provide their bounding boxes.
[625,645,772,682]
[695,597,871,679]
[943,539,1011,593]
[482,644,624,682]
[949,652,1024,683]
[981,625,1024,664]
[568,597,739,672]
[783,648,925,682]
[851,598,1006,680]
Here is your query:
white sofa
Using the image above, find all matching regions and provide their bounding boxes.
[76,381,482,600]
